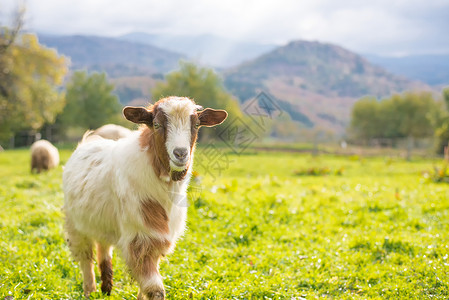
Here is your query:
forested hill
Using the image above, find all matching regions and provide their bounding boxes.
[39,34,184,77]
[223,40,431,131]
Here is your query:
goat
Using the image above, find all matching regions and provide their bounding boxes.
[62,97,227,299]
[30,139,59,173]
[93,124,132,141]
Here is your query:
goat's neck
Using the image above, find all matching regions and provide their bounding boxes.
[153,174,191,210]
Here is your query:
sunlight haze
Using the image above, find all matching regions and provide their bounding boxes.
[1,0,449,56]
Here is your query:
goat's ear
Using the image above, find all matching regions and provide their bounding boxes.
[123,106,154,125]
[198,108,228,127]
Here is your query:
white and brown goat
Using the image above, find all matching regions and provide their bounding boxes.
[62,97,227,299]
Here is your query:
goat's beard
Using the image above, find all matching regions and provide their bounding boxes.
[170,169,188,181]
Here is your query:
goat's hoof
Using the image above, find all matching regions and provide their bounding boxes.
[83,291,94,299]
[147,290,165,300]
[101,282,113,295]
[83,285,96,298]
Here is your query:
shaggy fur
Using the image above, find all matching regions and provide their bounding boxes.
[63,96,227,299]
[30,139,59,173]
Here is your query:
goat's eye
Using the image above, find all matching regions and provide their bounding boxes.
[154,123,161,129]
[194,123,200,129]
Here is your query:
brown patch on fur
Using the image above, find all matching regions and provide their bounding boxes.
[139,103,170,179]
[138,126,153,149]
[190,114,200,150]
[99,259,113,295]
[127,236,171,280]
[141,199,169,234]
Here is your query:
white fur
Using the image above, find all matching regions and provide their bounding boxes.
[63,98,200,297]
[159,97,197,170]
[63,130,190,248]
[93,124,132,141]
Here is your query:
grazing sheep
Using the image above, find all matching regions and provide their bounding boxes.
[30,139,59,173]
[63,96,228,299]
[93,124,132,141]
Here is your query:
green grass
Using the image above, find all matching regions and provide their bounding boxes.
[1,149,449,299]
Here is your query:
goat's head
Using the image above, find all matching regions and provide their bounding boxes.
[123,97,228,181]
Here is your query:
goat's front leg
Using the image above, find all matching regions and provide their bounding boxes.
[126,237,170,300]
[65,220,96,298]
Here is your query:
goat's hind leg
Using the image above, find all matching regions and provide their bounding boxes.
[97,243,114,295]
[65,220,96,297]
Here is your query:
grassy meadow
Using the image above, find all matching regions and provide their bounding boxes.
[1,147,449,299]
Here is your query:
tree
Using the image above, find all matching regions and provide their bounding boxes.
[0,9,67,147]
[377,95,402,138]
[151,61,243,140]
[443,88,449,108]
[349,96,381,141]
[58,71,122,131]
[434,87,449,154]
[396,92,436,139]
[349,92,439,149]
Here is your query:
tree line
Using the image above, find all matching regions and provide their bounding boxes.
[349,89,449,154]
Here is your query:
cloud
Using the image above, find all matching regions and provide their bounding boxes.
[2,0,449,55]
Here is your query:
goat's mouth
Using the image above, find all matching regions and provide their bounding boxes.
[171,160,186,167]
[170,159,188,171]
[169,159,189,181]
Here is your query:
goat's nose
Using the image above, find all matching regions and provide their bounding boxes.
[173,148,188,161]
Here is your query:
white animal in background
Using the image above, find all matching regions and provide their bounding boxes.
[30,139,59,173]
[93,124,132,140]
[62,96,227,299]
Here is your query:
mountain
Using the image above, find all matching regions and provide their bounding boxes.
[119,32,276,68]
[110,76,161,106]
[364,54,449,86]
[224,40,431,132]
[38,34,184,77]
[37,33,436,134]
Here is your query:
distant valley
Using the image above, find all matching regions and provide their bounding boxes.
[119,32,277,68]
[364,54,449,86]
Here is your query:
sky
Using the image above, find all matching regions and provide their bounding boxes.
[1,0,449,56]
